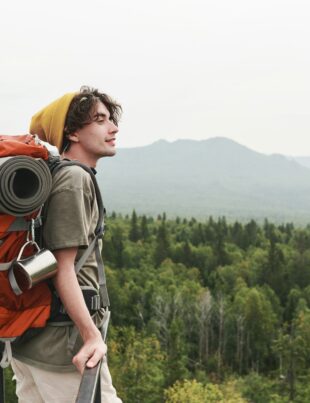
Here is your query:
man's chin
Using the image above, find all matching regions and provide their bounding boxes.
[102,149,117,157]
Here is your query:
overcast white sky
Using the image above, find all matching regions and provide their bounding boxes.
[1,0,309,155]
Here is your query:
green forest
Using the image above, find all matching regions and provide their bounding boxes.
[5,212,310,402]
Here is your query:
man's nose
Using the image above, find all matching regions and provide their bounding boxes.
[110,121,118,134]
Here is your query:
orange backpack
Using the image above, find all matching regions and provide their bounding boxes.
[0,134,110,375]
[0,134,52,359]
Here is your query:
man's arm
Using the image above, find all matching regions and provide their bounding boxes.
[52,247,106,374]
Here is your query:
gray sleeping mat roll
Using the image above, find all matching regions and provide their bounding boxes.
[0,156,52,216]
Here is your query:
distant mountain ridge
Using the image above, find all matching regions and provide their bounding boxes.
[292,156,310,169]
[97,138,310,224]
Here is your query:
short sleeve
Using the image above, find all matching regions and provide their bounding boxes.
[43,166,95,251]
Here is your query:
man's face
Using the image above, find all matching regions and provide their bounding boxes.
[75,101,118,161]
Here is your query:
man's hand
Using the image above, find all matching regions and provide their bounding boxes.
[72,330,107,374]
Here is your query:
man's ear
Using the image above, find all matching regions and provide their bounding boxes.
[67,132,79,143]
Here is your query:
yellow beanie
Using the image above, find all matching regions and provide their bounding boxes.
[29,92,77,151]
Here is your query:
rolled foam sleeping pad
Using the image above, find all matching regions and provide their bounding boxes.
[0,156,52,216]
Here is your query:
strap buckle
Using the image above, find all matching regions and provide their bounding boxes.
[91,295,101,311]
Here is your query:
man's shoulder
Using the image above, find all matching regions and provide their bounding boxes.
[55,161,92,178]
[52,162,94,190]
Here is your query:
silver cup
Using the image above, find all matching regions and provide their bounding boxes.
[9,241,58,295]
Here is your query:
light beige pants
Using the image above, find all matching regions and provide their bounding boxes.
[11,358,122,403]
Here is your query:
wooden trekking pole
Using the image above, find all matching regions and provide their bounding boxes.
[76,309,110,403]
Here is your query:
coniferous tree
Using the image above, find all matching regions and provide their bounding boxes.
[154,220,171,267]
[182,240,193,267]
[140,215,149,241]
[112,225,125,268]
[244,219,259,248]
[129,209,140,242]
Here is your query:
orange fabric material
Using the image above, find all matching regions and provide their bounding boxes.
[0,134,49,159]
[0,212,38,262]
[0,273,51,338]
[0,134,52,338]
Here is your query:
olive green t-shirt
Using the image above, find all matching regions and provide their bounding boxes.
[12,164,105,372]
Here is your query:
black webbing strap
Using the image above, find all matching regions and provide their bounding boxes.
[6,216,42,232]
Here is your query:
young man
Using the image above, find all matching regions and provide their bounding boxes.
[11,87,123,402]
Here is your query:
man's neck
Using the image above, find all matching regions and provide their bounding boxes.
[62,149,98,168]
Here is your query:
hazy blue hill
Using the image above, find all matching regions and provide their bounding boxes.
[97,138,310,223]
[293,156,310,169]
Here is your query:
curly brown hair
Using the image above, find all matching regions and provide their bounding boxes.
[62,86,122,152]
